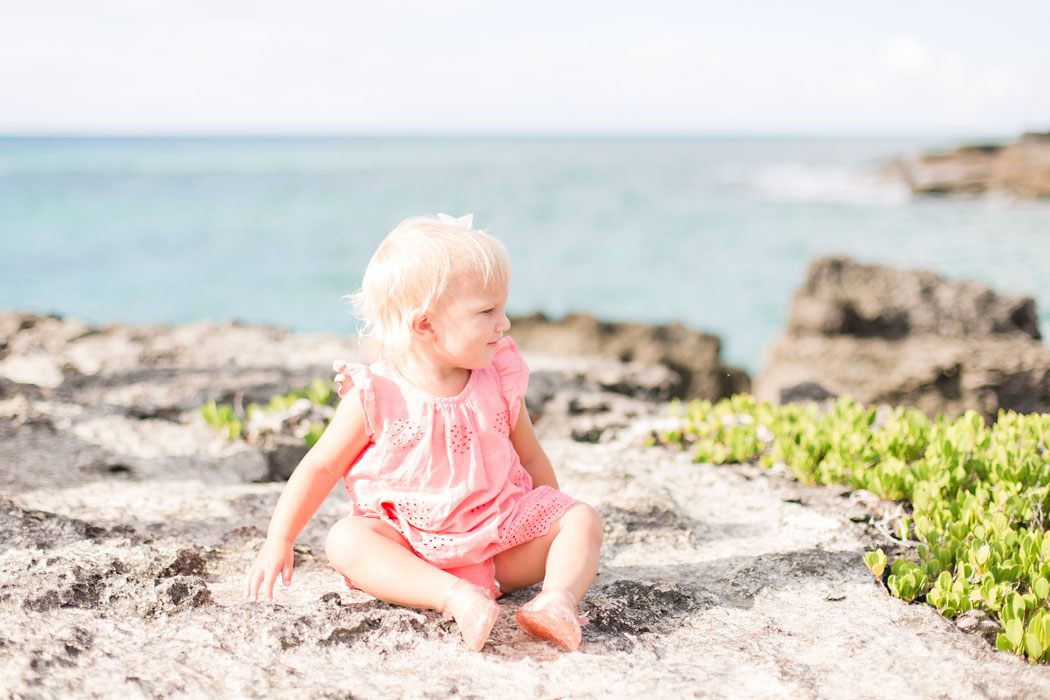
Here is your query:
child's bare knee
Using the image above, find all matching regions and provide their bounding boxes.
[568,503,603,546]
[325,517,366,565]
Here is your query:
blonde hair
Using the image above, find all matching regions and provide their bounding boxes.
[348,215,511,360]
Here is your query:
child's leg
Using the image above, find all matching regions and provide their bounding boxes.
[326,515,452,608]
[493,503,603,651]
[494,503,603,599]
[325,516,498,651]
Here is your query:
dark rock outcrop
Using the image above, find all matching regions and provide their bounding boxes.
[509,312,750,401]
[757,257,1050,420]
[896,131,1050,197]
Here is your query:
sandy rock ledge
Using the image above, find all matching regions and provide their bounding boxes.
[2,314,1050,699]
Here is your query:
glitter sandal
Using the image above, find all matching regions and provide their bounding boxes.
[442,579,500,652]
[515,589,584,652]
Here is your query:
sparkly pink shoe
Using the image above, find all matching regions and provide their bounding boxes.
[442,579,500,652]
[515,589,584,652]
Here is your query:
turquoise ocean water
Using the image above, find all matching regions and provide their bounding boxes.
[2,136,1049,373]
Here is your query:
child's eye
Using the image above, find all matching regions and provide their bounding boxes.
[481,308,494,314]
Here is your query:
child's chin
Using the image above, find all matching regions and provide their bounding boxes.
[479,345,498,365]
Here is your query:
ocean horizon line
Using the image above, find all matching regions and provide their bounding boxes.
[0,130,1020,143]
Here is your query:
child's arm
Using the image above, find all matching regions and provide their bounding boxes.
[510,398,559,490]
[245,387,370,601]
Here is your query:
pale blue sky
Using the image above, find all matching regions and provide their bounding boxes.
[1,0,1047,135]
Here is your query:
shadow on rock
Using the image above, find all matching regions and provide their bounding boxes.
[582,578,719,635]
[589,548,870,624]
[0,497,136,552]
[233,594,454,654]
[599,503,701,549]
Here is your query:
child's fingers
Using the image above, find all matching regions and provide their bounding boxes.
[263,568,278,601]
[282,560,293,586]
[246,567,264,601]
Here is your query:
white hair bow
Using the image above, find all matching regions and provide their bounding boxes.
[436,212,474,229]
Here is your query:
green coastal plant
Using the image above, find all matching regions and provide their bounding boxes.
[200,399,243,440]
[200,377,335,447]
[651,395,1050,663]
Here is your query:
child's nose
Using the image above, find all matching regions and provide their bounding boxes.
[498,312,511,332]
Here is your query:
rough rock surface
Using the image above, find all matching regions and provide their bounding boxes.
[892,131,1050,197]
[757,258,1050,421]
[509,312,751,401]
[780,258,1040,342]
[3,313,1050,698]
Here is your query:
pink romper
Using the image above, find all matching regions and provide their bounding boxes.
[332,337,576,598]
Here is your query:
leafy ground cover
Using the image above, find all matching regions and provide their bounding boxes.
[652,395,1050,663]
[200,378,334,447]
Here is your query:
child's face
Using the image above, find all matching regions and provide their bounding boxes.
[426,277,511,370]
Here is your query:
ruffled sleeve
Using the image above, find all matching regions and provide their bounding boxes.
[332,360,376,436]
[491,337,529,427]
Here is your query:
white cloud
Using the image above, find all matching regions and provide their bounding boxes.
[826,34,1044,131]
[193,21,275,45]
[881,35,938,75]
[0,3,1046,134]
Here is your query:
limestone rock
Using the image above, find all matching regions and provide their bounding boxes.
[757,258,1050,421]
[900,131,1050,197]
[510,312,751,401]
[3,315,1050,697]
[785,256,1039,341]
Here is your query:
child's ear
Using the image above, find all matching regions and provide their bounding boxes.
[411,313,436,340]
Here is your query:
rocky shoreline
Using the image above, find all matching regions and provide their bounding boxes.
[887,131,1050,197]
[3,305,1050,698]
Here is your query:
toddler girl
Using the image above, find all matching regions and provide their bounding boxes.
[245,213,603,652]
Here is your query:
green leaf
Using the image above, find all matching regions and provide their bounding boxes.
[1040,617,1050,647]
[937,571,952,590]
[897,571,925,603]
[1007,619,1025,648]
[937,546,953,566]
[891,558,911,577]
[864,549,886,578]
[200,400,218,427]
[1012,593,1028,620]
[304,421,326,448]
[1027,633,1044,661]
[1035,578,1050,601]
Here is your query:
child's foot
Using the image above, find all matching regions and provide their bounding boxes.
[515,589,583,652]
[442,579,499,652]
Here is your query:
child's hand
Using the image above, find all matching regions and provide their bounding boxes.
[245,538,295,602]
